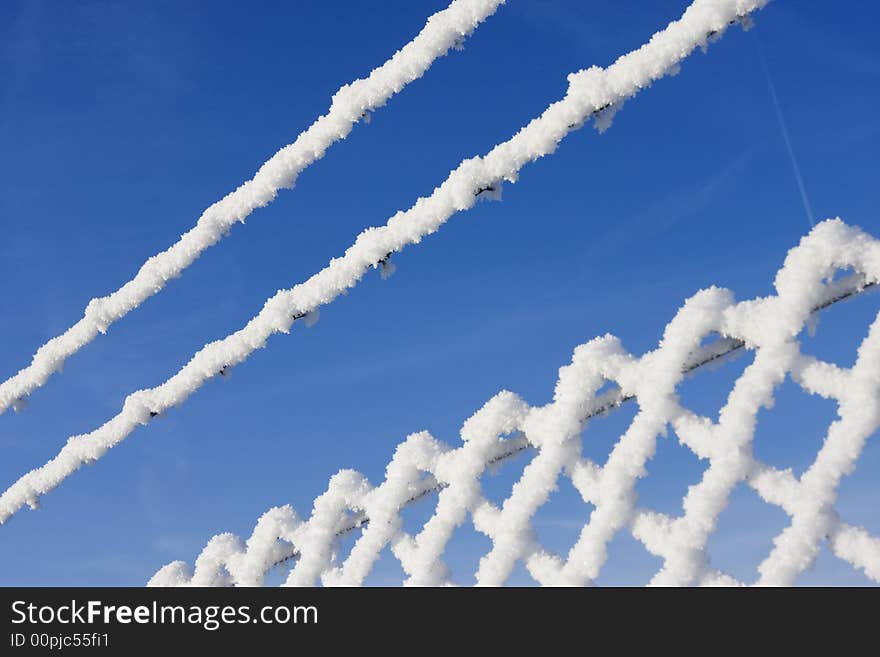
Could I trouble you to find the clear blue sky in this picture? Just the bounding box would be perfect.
[0,0,878,586]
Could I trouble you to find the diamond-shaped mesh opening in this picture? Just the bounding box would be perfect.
[704,484,790,584]
[635,425,706,518]
[676,342,752,420]
[399,486,440,536]
[480,445,534,510]
[362,544,408,586]
[580,399,638,464]
[443,521,494,586]
[799,286,879,368]
[826,266,858,284]
[751,376,840,477]
[592,379,619,399]
[593,531,663,586]
[330,511,366,569]
[532,474,595,560]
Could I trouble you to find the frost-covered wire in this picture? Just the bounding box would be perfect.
[0,0,508,417]
[150,219,880,587]
[0,0,771,526]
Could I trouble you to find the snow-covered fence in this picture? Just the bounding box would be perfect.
[150,219,880,587]
[0,0,771,526]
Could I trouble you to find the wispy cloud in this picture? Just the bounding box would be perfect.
[753,29,814,228]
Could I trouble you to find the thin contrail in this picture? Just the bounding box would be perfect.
[754,29,814,227]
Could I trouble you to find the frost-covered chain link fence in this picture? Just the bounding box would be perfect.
[151,220,880,587]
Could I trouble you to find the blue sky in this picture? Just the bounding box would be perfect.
[0,0,878,586]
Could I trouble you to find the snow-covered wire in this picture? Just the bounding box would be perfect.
[150,219,880,587]
[0,0,508,417]
[0,0,771,526]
